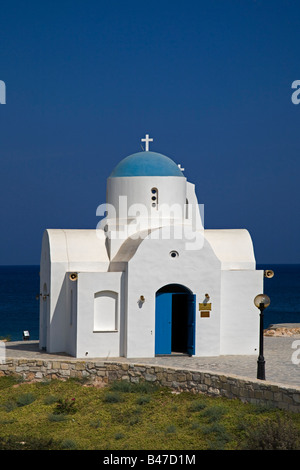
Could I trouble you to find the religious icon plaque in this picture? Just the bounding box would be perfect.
[200,311,210,318]
[199,303,211,310]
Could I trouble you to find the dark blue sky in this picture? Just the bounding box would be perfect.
[0,0,299,265]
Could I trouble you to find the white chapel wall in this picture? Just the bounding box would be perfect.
[125,227,222,358]
[76,272,123,358]
[220,269,263,355]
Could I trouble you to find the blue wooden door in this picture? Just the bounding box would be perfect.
[187,294,196,356]
[155,292,172,355]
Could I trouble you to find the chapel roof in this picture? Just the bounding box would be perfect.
[109,151,185,178]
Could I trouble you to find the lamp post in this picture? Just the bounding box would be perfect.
[254,294,271,380]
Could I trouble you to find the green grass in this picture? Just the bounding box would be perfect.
[0,376,299,450]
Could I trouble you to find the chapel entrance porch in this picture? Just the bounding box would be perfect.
[155,284,196,356]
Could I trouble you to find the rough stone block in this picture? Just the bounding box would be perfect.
[144,373,156,382]
[59,369,71,377]
[96,370,107,377]
[51,362,61,369]
[176,373,186,382]
[292,393,300,404]
[282,394,293,404]
[263,390,274,401]
[130,376,140,383]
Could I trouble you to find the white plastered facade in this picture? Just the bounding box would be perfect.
[39,152,264,359]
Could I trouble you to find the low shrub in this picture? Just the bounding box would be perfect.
[53,398,76,415]
[165,425,177,434]
[40,379,51,386]
[128,416,140,426]
[0,436,60,450]
[109,381,133,393]
[103,392,124,404]
[0,335,11,342]
[48,413,68,422]
[252,403,276,413]
[16,393,36,407]
[43,395,59,405]
[60,439,77,449]
[207,435,232,450]
[2,399,17,412]
[202,422,232,450]
[202,422,228,435]
[0,376,20,390]
[243,415,300,450]
[190,421,201,430]
[201,405,227,422]
[90,419,101,429]
[136,395,150,405]
[189,400,207,412]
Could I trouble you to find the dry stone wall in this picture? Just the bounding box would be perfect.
[0,358,299,412]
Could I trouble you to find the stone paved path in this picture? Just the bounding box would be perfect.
[4,336,300,388]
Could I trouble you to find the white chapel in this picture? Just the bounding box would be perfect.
[39,135,264,358]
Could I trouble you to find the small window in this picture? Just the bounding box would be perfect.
[94,290,118,331]
[185,199,189,219]
[151,188,158,208]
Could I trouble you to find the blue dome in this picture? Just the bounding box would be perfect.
[109,151,184,178]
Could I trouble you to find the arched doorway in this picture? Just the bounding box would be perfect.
[155,284,196,356]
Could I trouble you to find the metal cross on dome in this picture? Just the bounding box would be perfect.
[141,134,153,152]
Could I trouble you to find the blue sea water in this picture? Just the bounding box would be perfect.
[259,264,300,328]
[0,265,299,342]
[0,266,40,341]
